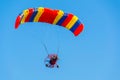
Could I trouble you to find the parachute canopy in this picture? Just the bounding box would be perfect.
[15,7,84,36]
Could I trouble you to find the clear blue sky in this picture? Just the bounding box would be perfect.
[0,0,120,80]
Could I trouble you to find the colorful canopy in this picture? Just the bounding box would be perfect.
[15,7,84,36]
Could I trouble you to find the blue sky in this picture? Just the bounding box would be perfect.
[0,0,120,80]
